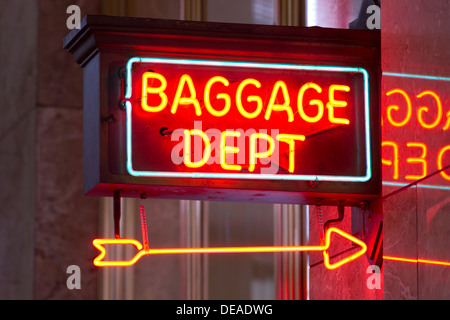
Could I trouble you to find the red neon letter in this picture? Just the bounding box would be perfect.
[183,129,211,168]
[443,110,450,131]
[386,89,412,127]
[382,141,399,180]
[416,91,443,129]
[276,134,306,173]
[297,83,324,123]
[141,72,168,112]
[204,76,231,117]
[405,142,427,180]
[171,74,202,116]
[220,131,242,171]
[265,81,294,122]
[249,133,275,172]
[326,85,350,125]
[236,79,263,119]
[437,145,450,181]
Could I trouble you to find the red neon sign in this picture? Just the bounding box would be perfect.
[64,17,381,202]
[124,57,372,183]
[93,227,367,270]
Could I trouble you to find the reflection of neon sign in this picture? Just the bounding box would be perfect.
[382,76,450,188]
[383,255,450,267]
[93,227,367,270]
[385,89,447,130]
[124,57,373,182]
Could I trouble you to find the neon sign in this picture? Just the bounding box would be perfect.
[93,227,367,270]
[124,57,373,183]
[64,17,380,203]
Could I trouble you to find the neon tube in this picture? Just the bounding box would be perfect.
[383,72,450,82]
[93,227,367,270]
[125,57,372,183]
[383,255,450,267]
[383,181,450,191]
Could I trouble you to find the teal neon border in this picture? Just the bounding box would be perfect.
[383,181,450,191]
[383,72,450,82]
[124,57,372,182]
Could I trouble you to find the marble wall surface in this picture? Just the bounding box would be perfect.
[0,0,38,300]
[382,0,450,300]
[34,0,102,300]
[0,0,102,299]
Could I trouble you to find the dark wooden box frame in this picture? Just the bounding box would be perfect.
[64,15,381,206]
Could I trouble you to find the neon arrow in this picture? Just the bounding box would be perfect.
[383,255,450,266]
[93,227,367,270]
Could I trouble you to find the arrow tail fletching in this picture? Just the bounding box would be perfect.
[93,239,145,267]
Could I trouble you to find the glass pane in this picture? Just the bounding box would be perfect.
[133,0,181,19]
[205,0,274,24]
[205,201,275,299]
[203,0,277,300]
[306,0,362,28]
[132,198,184,300]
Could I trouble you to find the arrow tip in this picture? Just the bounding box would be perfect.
[323,227,367,270]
